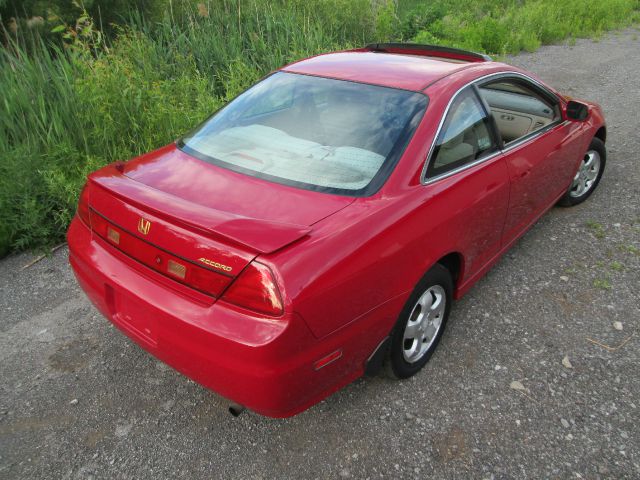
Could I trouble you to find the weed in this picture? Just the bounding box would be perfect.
[610,261,624,272]
[593,278,612,290]
[585,220,606,239]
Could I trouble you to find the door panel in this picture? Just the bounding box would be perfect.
[424,156,511,281]
[476,76,580,246]
[500,123,579,243]
[422,86,509,284]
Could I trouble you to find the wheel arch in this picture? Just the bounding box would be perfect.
[435,251,464,290]
[364,251,465,376]
[594,126,606,143]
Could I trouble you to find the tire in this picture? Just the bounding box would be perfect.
[558,137,606,207]
[386,263,453,379]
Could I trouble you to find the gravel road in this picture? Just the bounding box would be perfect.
[1,29,639,480]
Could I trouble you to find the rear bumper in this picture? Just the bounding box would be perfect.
[67,217,365,417]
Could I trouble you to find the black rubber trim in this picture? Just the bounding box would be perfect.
[365,43,492,62]
[473,83,504,149]
[365,336,391,376]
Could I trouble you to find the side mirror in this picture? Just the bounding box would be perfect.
[566,101,589,121]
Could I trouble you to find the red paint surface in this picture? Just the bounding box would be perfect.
[68,49,605,417]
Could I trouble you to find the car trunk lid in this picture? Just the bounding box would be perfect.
[122,144,355,228]
[85,145,354,299]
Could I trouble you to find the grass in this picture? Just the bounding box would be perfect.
[593,277,613,290]
[619,244,640,256]
[400,0,640,55]
[0,0,378,255]
[585,220,607,239]
[590,251,633,290]
[610,261,624,272]
[1,0,639,256]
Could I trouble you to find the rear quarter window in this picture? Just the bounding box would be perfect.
[426,87,498,179]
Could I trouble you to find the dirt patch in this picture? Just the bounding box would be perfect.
[48,337,98,373]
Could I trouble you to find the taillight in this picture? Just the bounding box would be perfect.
[222,261,284,316]
[77,184,90,227]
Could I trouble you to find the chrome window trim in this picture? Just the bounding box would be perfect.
[420,71,564,185]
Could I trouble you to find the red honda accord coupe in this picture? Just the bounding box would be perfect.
[68,43,606,417]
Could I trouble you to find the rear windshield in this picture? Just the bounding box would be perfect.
[179,72,427,196]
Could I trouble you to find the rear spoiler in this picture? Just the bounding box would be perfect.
[364,43,492,63]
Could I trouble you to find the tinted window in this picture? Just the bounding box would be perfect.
[479,79,560,144]
[179,72,427,196]
[427,88,497,178]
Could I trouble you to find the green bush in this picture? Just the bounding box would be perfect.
[0,0,638,256]
[74,31,222,159]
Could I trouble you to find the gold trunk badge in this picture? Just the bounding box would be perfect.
[137,217,151,235]
[198,258,233,272]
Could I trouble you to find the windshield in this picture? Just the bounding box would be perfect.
[179,72,427,196]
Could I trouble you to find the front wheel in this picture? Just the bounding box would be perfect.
[558,137,606,206]
[386,264,453,379]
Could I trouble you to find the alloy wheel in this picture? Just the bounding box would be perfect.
[570,150,601,198]
[402,285,446,363]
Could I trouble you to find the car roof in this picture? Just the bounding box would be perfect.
[282,50,495,92]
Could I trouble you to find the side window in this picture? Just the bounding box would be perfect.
[478,79,560,145]
[427,88,497,178]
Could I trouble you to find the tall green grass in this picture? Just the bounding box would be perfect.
[402,0,640,54]
[0,0,378,255]
[0,0,638,256]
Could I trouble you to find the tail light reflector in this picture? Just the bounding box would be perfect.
[107,227,120,244]
[167,259,186,279]
[222,261,284,316]
[314,349,343,370]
